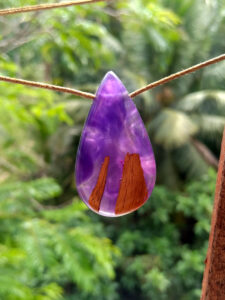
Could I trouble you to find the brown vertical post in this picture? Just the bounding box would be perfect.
[201,126,225,300]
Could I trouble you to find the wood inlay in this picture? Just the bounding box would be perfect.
[115,153,148,215]
[89,156,109,211]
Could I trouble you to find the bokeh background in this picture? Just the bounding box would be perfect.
[0,0,225,299]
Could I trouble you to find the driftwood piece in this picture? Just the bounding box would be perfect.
[201,126,225,300]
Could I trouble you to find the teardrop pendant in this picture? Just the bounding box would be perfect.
[75,72,156,217]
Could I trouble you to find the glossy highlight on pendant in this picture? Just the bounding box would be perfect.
[75,71,156,217]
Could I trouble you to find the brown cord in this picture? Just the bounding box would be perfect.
[0,54,224,100]
[0,0,106,16]
[129,53,225,98]
[0,2,224,99]
[0,75,96,99]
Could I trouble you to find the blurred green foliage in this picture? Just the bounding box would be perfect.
[0,0,225,299]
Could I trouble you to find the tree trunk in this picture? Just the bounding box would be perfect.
[201,126,225,299]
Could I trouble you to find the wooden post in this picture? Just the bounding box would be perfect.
[201,126,225,300]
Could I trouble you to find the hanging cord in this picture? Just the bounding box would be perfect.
[0,2,224,98]
[129,53,225,98]
[0,75,96,99]
[0,54,224,100]
[0,0,106,16]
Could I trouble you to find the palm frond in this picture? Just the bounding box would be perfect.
[175,90,225,115]
[191,114,225,137]
[149,109,197,148]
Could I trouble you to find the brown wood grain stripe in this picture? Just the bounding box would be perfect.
[115,153,148,215]
[89,156,110,211]
[201,127,225,300]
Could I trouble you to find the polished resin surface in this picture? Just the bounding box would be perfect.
[75,72,156,217]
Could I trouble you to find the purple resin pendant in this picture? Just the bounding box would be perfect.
[75,72,156,217]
